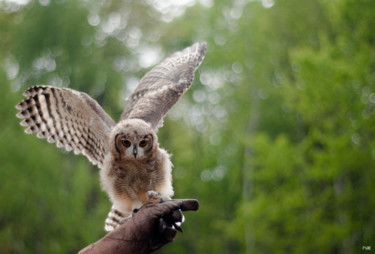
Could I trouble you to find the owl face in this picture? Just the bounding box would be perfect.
[111,119,156,160]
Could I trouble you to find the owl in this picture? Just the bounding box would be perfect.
[15,42,207,231]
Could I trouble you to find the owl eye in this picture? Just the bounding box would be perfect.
[139,140,148,147]
[122,140,131,147]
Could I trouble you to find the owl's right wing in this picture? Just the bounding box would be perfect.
[16,86,116,167]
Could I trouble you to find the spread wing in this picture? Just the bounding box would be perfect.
[15,86,116,167]
[120,42,207,130]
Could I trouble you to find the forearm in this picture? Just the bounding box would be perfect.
[79,199,199,254]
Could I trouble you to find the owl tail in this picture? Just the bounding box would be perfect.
[104,206,126,232]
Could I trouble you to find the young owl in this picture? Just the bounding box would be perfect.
[15,42,207,231]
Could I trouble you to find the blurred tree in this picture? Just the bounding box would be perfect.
[213,0,375,253]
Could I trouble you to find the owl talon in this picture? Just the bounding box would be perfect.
[132,208,140,215]
[119,215,132,225]
[173,222,183,232]
[146,190,164,203]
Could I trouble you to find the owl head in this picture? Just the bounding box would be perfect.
[110,119,157,161]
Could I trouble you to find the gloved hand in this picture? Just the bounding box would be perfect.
[79,199,199,254]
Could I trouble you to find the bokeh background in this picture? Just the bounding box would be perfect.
[1,0,375,253]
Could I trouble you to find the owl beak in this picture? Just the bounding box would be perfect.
[133,147,137,158]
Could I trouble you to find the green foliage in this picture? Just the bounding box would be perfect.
[1,0,374,253]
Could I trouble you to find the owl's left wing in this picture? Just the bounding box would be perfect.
[121,42,207,130]
[16,86,116,167]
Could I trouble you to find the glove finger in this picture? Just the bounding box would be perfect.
[142,201,180,219]
[171,209,183,222]
[162,225,177,243]
[177,199,199,211]
[140,199,198,224]
[158,218,167,233]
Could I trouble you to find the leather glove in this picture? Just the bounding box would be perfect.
[79,199,199,254]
